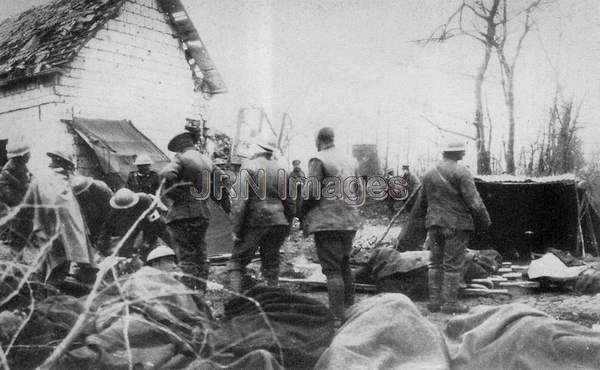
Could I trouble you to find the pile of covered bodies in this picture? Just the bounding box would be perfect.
[317,294,600,370]
[3,267,600,369]
[2,267,335,369]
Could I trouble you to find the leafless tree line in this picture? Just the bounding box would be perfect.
[419,0,554,175]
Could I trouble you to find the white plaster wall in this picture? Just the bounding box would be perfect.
[0,82,71,173]
[0,0,209,173]
[55,0,206,154]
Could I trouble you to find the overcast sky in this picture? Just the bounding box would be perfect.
[4,0,600,171]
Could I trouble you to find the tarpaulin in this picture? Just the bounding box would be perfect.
[68,117,169,188]
[215,286,334,370]
[24,170,93,278]
[445,303,600,370]
[315,294,450,370]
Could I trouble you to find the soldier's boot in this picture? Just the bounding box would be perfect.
[196,261,210,294]
[180,262,200,292]
[228,269,243,293]
[326,274,346,329]
[341,266,355,308]
[441,272,469,314]
[262,268,279,287]
[427,268,443,312]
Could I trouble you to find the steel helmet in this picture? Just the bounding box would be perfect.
[109,188,140,209]
[146,245,176,263]
[47,149,75,168]
[441,138,466,153]
[6,140,30,159]
[70,175,94,195]
[133,154,153,166]
[256,133,278,152]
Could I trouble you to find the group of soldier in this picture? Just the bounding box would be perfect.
[0,123,490,327]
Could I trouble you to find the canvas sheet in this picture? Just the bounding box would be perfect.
[445,303,600,370]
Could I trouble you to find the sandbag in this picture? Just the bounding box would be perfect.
[214,285,334,370]
[445,303,600,370]
[315,294,450,370]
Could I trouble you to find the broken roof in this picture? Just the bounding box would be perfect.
[0,0,226,94]
[0,0,125,85]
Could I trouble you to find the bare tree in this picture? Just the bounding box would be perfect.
[521,88,584,176]
[420,0,551,174]
[419,0,503,174]
[496,0,546,174]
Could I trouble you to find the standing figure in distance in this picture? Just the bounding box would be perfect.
[421,138,490,314]
[289,159,305,219]
[125,154,160,195]
[300,127,362,328]
[227,137,295,292]
[0,140,32,248]
[160,132,230,292]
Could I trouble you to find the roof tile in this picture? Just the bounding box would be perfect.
[0,0,125,83]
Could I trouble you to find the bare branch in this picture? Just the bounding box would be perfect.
[421,115,477,140]
[464,3,489,19]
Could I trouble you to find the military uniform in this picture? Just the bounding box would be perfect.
[0,158,32,247]
[421,157,490,313]
[301,142,362,323]
[289,166,305,217]
[98,192,170,259]
[0,158,31,207]
[160,144,230,292]
[227,152,295,291]
[125,170,160,194]
[72,176,114,245]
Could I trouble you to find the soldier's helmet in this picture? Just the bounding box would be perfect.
[256,134,278,152]
[441,138,466,153]
[47,149,75,168]
[146,245,177,264]
[110,188,140,209]
[133,154,153,166]
[70,175,94,195]
[6,140,30,159]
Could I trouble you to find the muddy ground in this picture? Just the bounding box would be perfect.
[209,214,600,331]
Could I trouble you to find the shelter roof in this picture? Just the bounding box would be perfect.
[475,173,577,184]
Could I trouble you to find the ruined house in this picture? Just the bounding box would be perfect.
[0,0,225,186]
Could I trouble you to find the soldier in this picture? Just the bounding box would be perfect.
[160,132,230,292]
[70,175,113,246]
[98,188,170,259]
[227,137,295,292]
[0,141,32,247]
[289,159,305,218]
[125,154,160,194]
[146,244,181,274]
[401,165,421,198]
[0,141,31,208]
[421,138,491,314]
[301,127,362,328]
[47,150,76,180]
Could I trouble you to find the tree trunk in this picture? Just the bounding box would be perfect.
[505,73,516,174]
[474,45,493,175]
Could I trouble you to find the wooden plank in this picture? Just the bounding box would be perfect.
[279,277,378,293]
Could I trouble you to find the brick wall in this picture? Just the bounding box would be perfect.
[0,0,209,173]
[56,0,206,153]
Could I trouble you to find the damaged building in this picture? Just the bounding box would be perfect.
[0,0,226,186]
